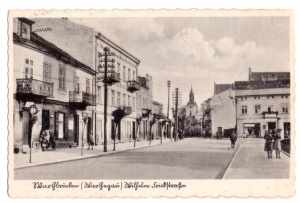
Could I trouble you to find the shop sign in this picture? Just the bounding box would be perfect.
[29,104,38,115]
[264,113,277,118]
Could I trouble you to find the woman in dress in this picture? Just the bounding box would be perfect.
[87,130,94,150]
[273,129,282,158]
[264,129,274,158]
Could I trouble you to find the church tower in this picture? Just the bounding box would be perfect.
[185,85,198,116]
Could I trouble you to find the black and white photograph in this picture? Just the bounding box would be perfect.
[8,9,295,198]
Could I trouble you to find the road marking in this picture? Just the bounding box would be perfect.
[221,142,241,180]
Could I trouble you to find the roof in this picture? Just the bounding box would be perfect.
[235,79,290,90]
[13,32,96,75]
[19,18,35,25]
[214,83,233,95]
[250,72,290,81]
[187,101,198,106]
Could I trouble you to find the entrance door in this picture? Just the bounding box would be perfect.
[87,117,92,143]
[111,119,115,140]
[132,121,136,140]
[127,121,131,140]
[42,110,50,130]
[268,122,276,130]
[58,113,65,139]
[22,111,30,145]
[74,114,79,145]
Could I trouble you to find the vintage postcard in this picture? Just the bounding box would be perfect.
[8,9,295,198]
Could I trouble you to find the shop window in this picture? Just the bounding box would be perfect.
[242,106,247,114]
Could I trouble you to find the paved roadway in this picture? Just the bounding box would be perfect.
[14,138,239,180]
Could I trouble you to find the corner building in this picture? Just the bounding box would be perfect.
[235,69,290,138]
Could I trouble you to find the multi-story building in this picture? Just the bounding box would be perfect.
[235,68,290,138]
[13,18,96,152]
[136,74,153,140]
[95,33,140,144]
[152,101,164,139]
[30,18,153,144]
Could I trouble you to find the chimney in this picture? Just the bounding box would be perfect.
[249,68,252,81]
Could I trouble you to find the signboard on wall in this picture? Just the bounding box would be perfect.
[264,113,277,118]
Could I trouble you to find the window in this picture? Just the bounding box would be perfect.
[86,79,91,93]
[111,90,115,106]
[267,104,274,112]
[43,63,51,82]
[255,105,261,114]
[74,75,79,92]
[123,66,126,81]
[254,97,256,99]
[286,96,288,98]
[242,106,247,114]
[123,94,126,106]
[258,96,260,99]
[117,92,120,107]
[97,86,101,104]
[58,65,66,90]
[282,104,288,113]
[133,71,135,81]
[128,95,131,107]
[132,97,135,111]
[24,58,34,79]
[128,69,131,81]
[117,63,120,73]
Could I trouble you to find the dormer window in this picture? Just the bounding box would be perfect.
[16,18,34,40]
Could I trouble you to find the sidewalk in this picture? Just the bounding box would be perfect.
[223,138,290,179]
[14,139,168,169]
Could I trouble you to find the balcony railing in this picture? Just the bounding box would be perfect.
[97,72,121,86]
[127,80,140,92]
[16,78,53,97]
[116,105,132,115]
[69,91,96,106]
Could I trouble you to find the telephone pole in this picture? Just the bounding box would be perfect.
[175,88,179,141]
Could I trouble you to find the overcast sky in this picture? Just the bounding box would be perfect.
[70,17,290,113]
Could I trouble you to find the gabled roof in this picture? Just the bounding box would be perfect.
[13,32,95,75]
[214,83,233,95]
[235,79,290,90]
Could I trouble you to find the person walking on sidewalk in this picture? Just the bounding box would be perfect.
[87,130,94,150]
[228,131,237,149]
[46,130,56,151]
[264,129,274,158]
[273,129,282,158]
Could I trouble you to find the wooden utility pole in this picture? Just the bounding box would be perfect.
[103,47,108,152]
[175,88,179,141]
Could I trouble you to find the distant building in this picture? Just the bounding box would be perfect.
[235,68,290,138]
[184,87,200,132]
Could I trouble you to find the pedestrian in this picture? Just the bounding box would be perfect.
[220,130,223,140]
[47,130,56,150]
[264,129,274,158]
[273,129,282,158]
[39,128,49,152]
[228,131,237,149]
[87,130,94,150]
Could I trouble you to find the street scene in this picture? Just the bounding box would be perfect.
[12,16,291,180]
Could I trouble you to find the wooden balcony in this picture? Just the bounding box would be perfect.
[127,80,140,92]
[16,78,54,102]
[69,91,96,110]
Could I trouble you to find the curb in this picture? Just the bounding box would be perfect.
[14,141,167,170]
[280,150,290,157]
[221,142,241,180]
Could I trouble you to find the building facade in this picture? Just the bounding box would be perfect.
[235,69,290,138]
[13,18,96,152]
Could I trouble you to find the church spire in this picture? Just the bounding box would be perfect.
[189,84,194,102]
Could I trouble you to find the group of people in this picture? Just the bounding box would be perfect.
[39,128,56,151]
[264,128,282,158]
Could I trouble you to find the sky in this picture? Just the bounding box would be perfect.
[70,17,290,113]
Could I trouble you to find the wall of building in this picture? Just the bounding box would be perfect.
[236,92,290,137]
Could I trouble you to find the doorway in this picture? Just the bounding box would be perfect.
[74,114,79,145]
[132,121,136,140]
[42,110,50,130]
[86,117,92,143]
[268,122,276,130]
[22,111,30,146]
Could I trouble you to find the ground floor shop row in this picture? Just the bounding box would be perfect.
[236,117,290,138]
[13,100,169,152]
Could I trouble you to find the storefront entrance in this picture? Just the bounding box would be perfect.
[244,123,261,138]
[268,122,276,130]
